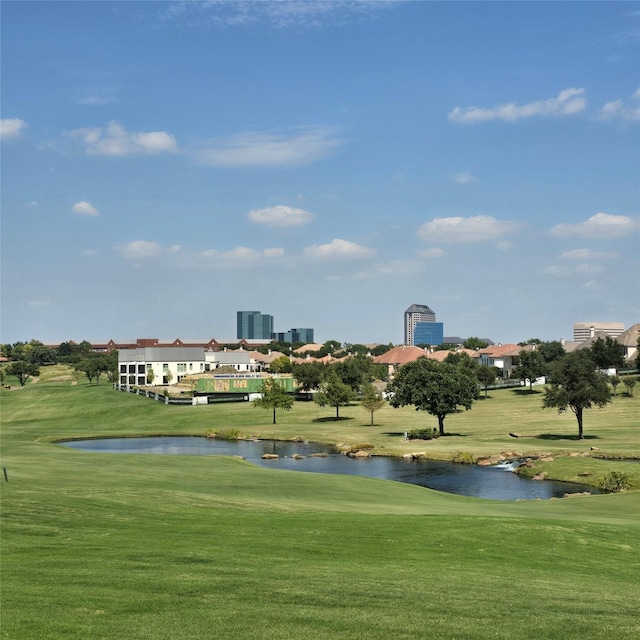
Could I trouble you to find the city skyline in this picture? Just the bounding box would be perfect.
[2,2,638,345]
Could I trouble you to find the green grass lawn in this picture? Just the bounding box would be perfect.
[2,372,639,639]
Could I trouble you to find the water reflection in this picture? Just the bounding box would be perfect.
[60,436,599,501]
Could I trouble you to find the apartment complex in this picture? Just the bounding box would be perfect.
[404,304,437,346]
[573,322,624,342]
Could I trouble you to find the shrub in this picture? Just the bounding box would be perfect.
[407,427,439,440]
[621,375,636,397]
[450,451,476,465]
[597,471,632,493]
[209,428,242,441]
[350,443,374,451]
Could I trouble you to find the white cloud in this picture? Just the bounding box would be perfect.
[551,213,638,239]
[418,215,523,243]
[543,263,605,277]
[353,259,426,280]
[264,247,285,258]
[248,205,314,227]
[221,247,260,260]
[168,245,181,254]
[71,201,100,217]
[77,95,116,106]
[597,88,640,122]
[116,240,163,259]
[196,126,342,167]
[449,88,586,123]
[560,248,618,260]
[452,171,475,184]
[1,117,28,140]
[420,248,447,259]
[162,1,394,29]
[82,249,98,256]
[66,121,178,156]
[303,238,376,259]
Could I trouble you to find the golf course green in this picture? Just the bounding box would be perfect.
[2,367,639,639]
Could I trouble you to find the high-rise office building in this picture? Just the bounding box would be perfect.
[573,322,624,342]
[404,304,436,345]
[237,311,274,340]
[413,322,444,347]
[272,328,315,344]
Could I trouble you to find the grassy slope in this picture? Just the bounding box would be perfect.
[2,375,640,639]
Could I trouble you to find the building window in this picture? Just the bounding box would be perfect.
[177,363,187,374]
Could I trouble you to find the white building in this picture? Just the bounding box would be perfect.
[573,322,624,343]
[118,347,259,386]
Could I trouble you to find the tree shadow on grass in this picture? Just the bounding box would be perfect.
[535,433,600,441]
[312,416,352,423]
[512,388,543,396]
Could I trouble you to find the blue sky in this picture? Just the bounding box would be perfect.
[1,0,639,346]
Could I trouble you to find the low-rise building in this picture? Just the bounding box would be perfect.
[118,346,259,387]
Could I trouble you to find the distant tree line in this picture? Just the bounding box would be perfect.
[1,339,118,386]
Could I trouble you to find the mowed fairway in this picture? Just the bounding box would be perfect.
[2,375,640,639]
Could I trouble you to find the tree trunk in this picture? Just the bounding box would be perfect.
[273,408,277,424]
[437,414,445,436]
[370,410,374,427]
[335,405,340,419]
[576,408,583,439]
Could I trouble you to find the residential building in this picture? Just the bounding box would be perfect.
[404,304,436,346]
[617,324,640,362]
[373,345,429,378]
[237,311,274,340]
[478,344,522,379]
[413,322,444,347]
[573,322,624,343]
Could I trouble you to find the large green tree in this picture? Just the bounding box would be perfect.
[542,350,612,439]
[463,337,489,350]
[538,340,566,365]
[313,375,354,419]
[253,378,294,424]
[387,358,478,436]
[269,355,293,374]
[75,354,112,385]
[6,361,40,386]
[292,361,325,393]
[515,349,547,392]
[589,336,625,370]
[331,355,377,392]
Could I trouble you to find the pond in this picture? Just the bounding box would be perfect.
[60,436,600,501]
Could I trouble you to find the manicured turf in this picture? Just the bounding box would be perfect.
[2,372,639,639]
